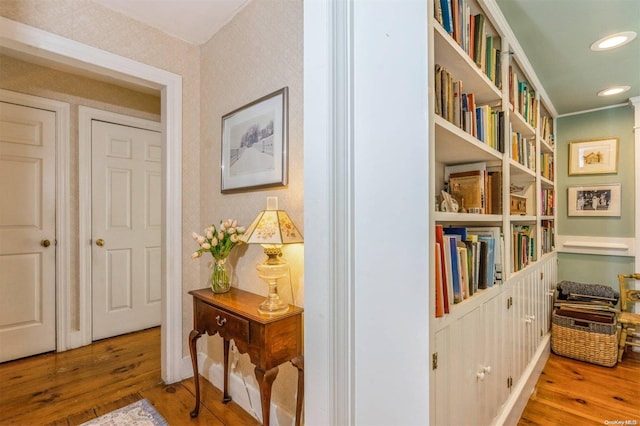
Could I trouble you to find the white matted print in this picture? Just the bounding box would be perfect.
[568,138,618,175]
[568,184,621,217]
[221,87,288,192]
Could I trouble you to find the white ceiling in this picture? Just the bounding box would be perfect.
[91,0,251,45]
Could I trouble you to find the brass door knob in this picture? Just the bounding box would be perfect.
[96,239,105,247]
[41,239,51,248]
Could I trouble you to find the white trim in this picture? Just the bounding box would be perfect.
[304,1,355,424]
[78,107,162,346]
[557,102,630,118]
[0,89,73,351]
[482,0,558,118]
[557,235,636,257]
[0,17,183,384]
[631,96,640,271]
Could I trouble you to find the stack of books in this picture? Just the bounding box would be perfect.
[554,280,619,324]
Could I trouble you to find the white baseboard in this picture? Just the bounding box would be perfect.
[494,334,550,426]
[180,353,296,426]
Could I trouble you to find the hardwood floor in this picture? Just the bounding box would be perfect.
[519,351,640,425]
[0,327,259,426]
[1,327,638,425]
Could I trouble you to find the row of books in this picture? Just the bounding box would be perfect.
[541,220,555,254]
[510,130,535,171]
[540,152,554,181]
[508,66,538,128]
[435,225,503,317]
[512,224,535,272]
[444,162,502,214]
[435,65,505,152]
[434,0,501,88]
[541,188,555,216]
[541,116,554,147]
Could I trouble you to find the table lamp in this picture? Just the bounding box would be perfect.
[240,197,303,314]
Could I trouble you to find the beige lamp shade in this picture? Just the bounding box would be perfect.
[240,210,303,246]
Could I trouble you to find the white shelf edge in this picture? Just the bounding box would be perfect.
[509,160,536,178]
[435,212,503,222]
[557,235,636,257]
[510,215,536,222]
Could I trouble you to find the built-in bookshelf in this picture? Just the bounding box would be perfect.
[432,0,556,315]
[429,0,557,424]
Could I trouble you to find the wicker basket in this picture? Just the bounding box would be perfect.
[551,310,618,367]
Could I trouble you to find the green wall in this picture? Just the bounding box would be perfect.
[557,105,635,291]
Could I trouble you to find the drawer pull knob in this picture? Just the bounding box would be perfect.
[215,315,227,327]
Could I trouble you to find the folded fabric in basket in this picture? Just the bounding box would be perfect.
[556,280,619,304]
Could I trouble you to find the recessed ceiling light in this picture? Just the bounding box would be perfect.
[597,86,631,97]
[591,31,637,51]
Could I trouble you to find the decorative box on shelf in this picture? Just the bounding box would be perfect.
[510,194,527,215]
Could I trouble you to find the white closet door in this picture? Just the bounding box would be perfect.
[0,101,56,362]
[91,120,161,340]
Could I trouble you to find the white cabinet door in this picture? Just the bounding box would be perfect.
[433,327,451,426]
[481,291,508,424]
[0,101,56,362]
[91,120,162,340]
[449,306,483,426]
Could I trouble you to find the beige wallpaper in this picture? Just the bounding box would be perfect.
[1,0,303,418]
[199,0,304,416]
[0,53,161,329]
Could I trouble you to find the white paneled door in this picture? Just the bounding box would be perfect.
[91,120,161,340]
[0,101,56,363]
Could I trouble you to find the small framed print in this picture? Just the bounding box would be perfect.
[568,184,621,217]
[221,87,288,192]
[568,138,618,175]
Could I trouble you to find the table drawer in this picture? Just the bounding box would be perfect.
[197,302,250,343]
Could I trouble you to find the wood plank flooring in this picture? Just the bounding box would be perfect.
[0,327,259,426]
[519,351,640,425]
[1,326,638,425]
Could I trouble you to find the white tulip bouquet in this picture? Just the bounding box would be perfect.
[191,219,245,292]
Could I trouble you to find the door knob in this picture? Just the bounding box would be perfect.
[96,238,105,247]
[40,239,51,248]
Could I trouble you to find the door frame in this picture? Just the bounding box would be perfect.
[78,106,162,343]
[0,17,184,384]
[0,88,71,352]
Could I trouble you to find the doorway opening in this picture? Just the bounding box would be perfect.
[0,16,183,383]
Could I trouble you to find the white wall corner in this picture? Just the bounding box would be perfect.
[181,353,296,426]
[630,96,640,271]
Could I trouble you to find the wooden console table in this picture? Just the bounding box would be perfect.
[188,287,304,426]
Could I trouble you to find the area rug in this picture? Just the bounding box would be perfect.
[80,399,168,426]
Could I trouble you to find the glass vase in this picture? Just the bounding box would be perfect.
[210,258,231,293]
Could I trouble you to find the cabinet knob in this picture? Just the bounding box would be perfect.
[40,239,51,248]
[483,365,492,375]
[96,238,105,247]
[476,371,486,380]
[215,315,227,327]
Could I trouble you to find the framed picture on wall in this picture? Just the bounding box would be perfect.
[568,184,621,217]
[221,87,288,193]
[568,138,618,175]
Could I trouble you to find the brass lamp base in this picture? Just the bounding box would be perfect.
[256,247,289,315]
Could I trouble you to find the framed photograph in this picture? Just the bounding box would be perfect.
[568,138,618,175]
[221,87,288,192]
[568,184,621,217]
